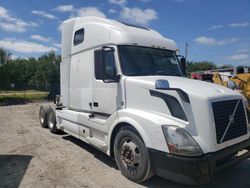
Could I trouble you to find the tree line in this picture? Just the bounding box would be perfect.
[0,47,240,91]
[0,48,60,91]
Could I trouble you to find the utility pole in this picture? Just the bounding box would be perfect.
[185,43,188,60]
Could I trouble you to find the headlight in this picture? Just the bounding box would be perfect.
[162,125,203,157]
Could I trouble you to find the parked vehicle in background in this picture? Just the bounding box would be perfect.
[39,17,250,185]
[191,72,214,82]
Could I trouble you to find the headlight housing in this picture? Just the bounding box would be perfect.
[162,125,203,157]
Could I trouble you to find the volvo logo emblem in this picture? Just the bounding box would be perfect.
[229,114,235,123]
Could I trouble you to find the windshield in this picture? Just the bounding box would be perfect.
[118,45,183,76]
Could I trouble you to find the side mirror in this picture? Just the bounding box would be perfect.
[180,57,187,76]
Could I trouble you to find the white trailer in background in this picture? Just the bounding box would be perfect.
[39,16,250,184]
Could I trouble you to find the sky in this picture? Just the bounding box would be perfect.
[0,0,249,66]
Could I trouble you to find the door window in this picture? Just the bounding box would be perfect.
[94,49,116,80]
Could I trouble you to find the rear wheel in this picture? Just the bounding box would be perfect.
[39,105,49,128]
[47,108,59,134]
[114,127,152,183]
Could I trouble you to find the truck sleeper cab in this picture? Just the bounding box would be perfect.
[39,16,250,185]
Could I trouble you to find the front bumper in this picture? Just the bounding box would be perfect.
[148,138,250,185]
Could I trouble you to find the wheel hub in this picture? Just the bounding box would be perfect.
[49,121,53,128]
[121,146,134,165]
[121,139,140,168]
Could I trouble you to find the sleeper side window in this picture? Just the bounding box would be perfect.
[73,28,84,46]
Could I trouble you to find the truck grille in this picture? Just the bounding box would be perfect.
[212,99,247,144]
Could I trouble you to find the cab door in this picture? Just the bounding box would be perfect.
[91,47,121,117]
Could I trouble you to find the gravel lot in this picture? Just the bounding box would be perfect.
[0,102,249,188]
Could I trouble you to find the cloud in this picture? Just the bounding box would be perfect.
[53,5,106,19]
[120,7,157,25]
[109,0,127,6]
[74,7,106,18]
[31,10,57,20]
[138,0,151,2]
[0,6,38,32]
[53,5,74,12]
[228,54,249,61]
[52,43,61,48]
[228,22,250,28]
[57,22,63,32]
[29,22,39,27]
[0,38,57,53]
[208,25,223,30]
[10,55,18,60]
[194,37,216,45]
[194,36,238,46]
[31,35,51,42]
[209,22,250,30]
[1,21,30,32]
[0,6,8,18]
[238,48,249,53]
[108,9,117,14]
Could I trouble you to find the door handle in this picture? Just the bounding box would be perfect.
[93,102,98,107]
[89,113,95,118]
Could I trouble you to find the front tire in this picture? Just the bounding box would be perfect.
[114,127,152,183]
[47,107,59,134]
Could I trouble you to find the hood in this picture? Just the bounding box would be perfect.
[124,75,249,153]
[125,76,243,101]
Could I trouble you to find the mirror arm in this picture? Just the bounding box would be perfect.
[102,74,120,83]
[102,46,115,51]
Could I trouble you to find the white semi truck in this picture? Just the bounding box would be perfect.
[39,17,250,184]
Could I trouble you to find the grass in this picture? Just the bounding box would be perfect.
[0,90,48,105]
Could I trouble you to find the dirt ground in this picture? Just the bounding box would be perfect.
[0,102,250,188]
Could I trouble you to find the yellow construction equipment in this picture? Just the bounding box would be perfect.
[213,72,228,87]
[231,73,250,102]
[213,68,250,111]
[213,71,249,97]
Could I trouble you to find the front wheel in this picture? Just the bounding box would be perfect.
[114,127,152,183]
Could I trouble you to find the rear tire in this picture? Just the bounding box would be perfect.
[39,105,49,128]
[47,107,59,134]
[114,126,152,183]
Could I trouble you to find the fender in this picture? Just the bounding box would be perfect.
[107,108,180,155]
[107,114,151,156]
